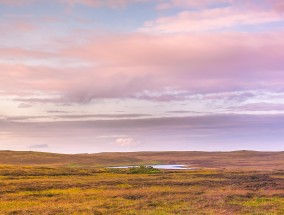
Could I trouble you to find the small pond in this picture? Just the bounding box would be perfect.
[108,164,194,170]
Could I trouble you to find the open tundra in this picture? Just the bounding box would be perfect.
[0,150,283,170]
[0,151,283,214]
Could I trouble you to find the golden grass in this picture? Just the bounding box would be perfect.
[0,150,283,170]
[0,166,283,214]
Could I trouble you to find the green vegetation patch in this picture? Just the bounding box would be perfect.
[128,166,161,174]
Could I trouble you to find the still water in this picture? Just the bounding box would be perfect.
[109,164,194,170]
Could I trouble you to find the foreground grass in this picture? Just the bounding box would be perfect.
[0,166,283,214]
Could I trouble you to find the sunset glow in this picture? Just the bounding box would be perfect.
[1,0,284,153]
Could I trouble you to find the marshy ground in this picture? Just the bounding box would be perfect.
[0,166,283,215]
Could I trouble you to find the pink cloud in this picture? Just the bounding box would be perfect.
[0,48,55,59]
[141,7,283,33]
[0,0,284,104]
[1,32,284,102]
[0,20,37,37]
[157,0,284,10]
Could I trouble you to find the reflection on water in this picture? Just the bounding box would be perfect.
[109,164,194,170]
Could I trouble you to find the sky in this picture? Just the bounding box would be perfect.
[1,0,284,153]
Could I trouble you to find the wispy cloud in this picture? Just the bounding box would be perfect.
[141,8,283,33]
[112,137,140,147]
[3,114,152,121]
[28,144,49,149]
[235,103,284,112]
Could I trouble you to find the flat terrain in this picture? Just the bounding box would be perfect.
[0,151,283,214]
[0,151,283,170]
[0,166,283,214]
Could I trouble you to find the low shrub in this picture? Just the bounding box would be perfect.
[128,166,160,174]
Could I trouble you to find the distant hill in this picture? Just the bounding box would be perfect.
[0,150,283,170]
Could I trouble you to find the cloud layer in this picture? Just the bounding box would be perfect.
[0,0,284,152]
[1,32,284,103]
[1,114,284,152]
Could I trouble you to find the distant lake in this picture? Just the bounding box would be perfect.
[109,164,194,170]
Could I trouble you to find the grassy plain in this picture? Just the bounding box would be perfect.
[0,151,283,214]
[0,165,283,214]
[0,150,283,170]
